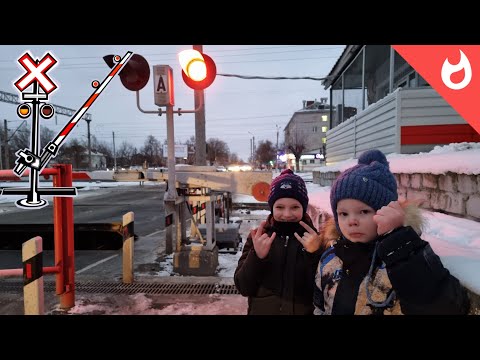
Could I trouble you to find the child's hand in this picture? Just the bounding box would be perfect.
[251,220,276,259]
[294,221,321,253]
[373,201,405,236]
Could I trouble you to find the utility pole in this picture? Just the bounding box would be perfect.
[276,124,280,170]
[248,131,255,167]
[85,119,92,171]
[276,124,280,150]
[3,120,9,169]
[112,131,117,171]
[193,44,207,166]
[250,138,253,163]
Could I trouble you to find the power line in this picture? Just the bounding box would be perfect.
[218,73,327,81]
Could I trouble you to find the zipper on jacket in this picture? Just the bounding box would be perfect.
[284,235,289,247]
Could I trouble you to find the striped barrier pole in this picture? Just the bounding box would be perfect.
[23,236,44,315]
[122,212,135,284]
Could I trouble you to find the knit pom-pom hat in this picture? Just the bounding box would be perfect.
[268,169,309,213]
[330,149,398,228]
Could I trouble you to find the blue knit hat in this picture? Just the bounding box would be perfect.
[268,169,309,214]
[330,149,398,228]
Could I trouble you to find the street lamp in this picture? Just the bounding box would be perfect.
[248,131,255,166]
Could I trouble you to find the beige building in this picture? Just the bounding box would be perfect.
[283,98,329,171]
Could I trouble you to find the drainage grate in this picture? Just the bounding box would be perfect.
[0,281,239,295]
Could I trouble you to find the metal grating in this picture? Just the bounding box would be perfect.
[0,281,239,295]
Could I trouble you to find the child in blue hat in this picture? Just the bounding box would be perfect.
[314,149,470,315]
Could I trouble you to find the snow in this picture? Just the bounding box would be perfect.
[315,142,480,175]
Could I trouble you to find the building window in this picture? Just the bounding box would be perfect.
[332,77,343,127]
[322,137,326,144]
[313,126,317,133]
[364,45,391,107]
[322,126,328,133]
[343,49,363,121]
[322,115,328,122]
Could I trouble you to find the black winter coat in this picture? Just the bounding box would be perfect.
[314,226,471,315]
[234,213,322,315]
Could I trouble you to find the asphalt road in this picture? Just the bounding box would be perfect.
[0,183,167,235]
[0,183,167,276]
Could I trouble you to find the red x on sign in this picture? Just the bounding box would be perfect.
[14,52,58,94]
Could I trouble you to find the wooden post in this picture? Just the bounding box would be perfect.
[122,212,135,283]
[22,236,44,315]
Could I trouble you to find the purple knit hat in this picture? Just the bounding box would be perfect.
[268,169,309,213]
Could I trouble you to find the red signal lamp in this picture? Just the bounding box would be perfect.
[179,49,216,90]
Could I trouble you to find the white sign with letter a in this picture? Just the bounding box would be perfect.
[153,65,174,106]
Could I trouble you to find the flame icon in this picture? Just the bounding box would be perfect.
[441,49,472,90]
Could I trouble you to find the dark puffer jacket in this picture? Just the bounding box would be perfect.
[234,213,323,315]
[314,203,471,315]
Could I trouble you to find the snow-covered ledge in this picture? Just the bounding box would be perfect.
[313,171,480,221]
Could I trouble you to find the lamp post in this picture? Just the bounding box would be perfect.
[248,131,255,167]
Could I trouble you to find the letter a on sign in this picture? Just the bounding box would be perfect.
[153,65,174,106]
[157,76,166,92]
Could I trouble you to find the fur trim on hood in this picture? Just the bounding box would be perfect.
[318,200,426,250]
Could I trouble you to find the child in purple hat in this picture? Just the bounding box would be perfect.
[314,149,470,315]
[234,169,324,315]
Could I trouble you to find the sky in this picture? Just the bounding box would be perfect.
[0,45,345,163]
[9,142,475,315]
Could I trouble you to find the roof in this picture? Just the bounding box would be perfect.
[321,45,363,89]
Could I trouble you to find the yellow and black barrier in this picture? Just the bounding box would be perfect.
[122,212,135,284]
[22,236,44,315]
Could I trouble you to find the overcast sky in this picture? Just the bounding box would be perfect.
[0,45,345,163]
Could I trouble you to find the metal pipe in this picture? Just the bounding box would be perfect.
[0,266,60,278]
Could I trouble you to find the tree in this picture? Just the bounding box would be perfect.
[58,138,86,169]
[285,129,306,171]
[206,138,230,166]
[94,141,114,168]
[255,140,276,169]
[229,152,240,164]
[141,135,161,167]
[117,141,135,168]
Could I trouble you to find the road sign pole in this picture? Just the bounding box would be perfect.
[164,104,175,255]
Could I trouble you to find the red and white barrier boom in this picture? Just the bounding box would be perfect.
[2,51,132,209]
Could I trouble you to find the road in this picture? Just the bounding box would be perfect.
[0,182,261,315]
[0,182,167,276]
[0,182,166,234]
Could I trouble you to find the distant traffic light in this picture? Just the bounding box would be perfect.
[104,53,150,91]
[179,49,216,90]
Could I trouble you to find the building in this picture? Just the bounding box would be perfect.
[322,45,480,165]
[283,98,330,171]
[81,150,107,170]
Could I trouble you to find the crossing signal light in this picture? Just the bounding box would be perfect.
[17,104,31,118]
[103,53,150,91]
[179,49,216,90]
[40,104,54,119]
